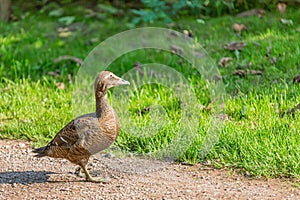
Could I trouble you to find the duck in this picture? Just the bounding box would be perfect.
[33,71,130,182]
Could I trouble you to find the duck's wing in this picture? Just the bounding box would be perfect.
[49,120,79,147]
[33,119,80,158]
[47,113,97,148]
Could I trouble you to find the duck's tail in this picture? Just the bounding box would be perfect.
[32,146,47,157]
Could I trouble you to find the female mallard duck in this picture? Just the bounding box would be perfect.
[33,71,130,182]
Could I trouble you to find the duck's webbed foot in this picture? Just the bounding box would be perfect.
[75,166,84,177]
[79,165,111,183]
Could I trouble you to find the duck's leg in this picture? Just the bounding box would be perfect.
[79,164,110,183]
[75,166,84,177]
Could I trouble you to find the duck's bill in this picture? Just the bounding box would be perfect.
[117,78,130,86]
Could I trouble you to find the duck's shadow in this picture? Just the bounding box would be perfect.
[0,171,56,184]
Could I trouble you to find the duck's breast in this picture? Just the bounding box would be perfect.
[74,114,115,155]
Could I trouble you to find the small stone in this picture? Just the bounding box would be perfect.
[19,142,26,148]
[103,153,114,159]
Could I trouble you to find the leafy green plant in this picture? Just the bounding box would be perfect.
[129,0,284,26]
[130,0,199,26]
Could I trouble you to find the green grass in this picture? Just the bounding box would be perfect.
[1,3,300,178]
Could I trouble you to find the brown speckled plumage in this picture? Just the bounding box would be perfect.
[33,71,130,182]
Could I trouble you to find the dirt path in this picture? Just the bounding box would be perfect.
[0,139,299,199]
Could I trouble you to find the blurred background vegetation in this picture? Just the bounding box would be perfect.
[2,0,300,24]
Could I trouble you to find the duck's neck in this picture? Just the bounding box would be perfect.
[95,92,109,117]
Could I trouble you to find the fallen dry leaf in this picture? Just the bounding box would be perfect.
[198,103,212,112]
[249,70,263,75]
[213,75,222,81]
[56,82,66,90]
[57,27,69,32]
[10,13,18,21]
[139,106,151,116]
[134,61,142,69]
[277,3,287,14]
[236,9,265,18]
[177,59,183,65]
[233,69,263,77]
[270,57,277,65]
[225,42,246,51]
[218,57,232,67]
[0,86,10,93]
[53,55,83,66]
[232,69,246,77]
[170,45,183,55]
[198,100,216,112]
[232,23,247,33]
[253,41,261,47]
[265,46,272,57]
[58,31,73,38]
[133,61,144,76]
[237,62,251,69]
[282,103,300,117]
[57,27,74,38]
[217,114,231,121]
[293,74,300,83]
[47,69,61,77]
[169,30,180,38]
[68,74,72,84]
[280,18,293,26]
[182,30,194,38]
[192,51,206,58]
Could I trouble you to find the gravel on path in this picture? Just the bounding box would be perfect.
[0,139,299,200]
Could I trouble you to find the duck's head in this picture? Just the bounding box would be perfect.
[94,71,130,95]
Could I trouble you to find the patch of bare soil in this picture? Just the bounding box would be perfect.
[0,139,299,199]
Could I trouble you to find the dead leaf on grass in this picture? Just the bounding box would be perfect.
[237,62,251,69]
[53,55,83,66]
[133,61,144,75]
[212,75,222,81]
[232,23,247,33]
[253,41,261,47]
[59,31,73,38]
[87,37,100,45]
[232,69,247,77]
[233,69,263,77]
[56,82,66,90]
[182,30,194,38]
[282,103,300,117]
[169,30,180,37]
[57,27,74,38]
[68,74,72,84]
[217,114,231,121]
[293,74,300,83]
[198,103,212,112]
[170,45,183,55]
[265,46,272,57]
[277,3,287,14]
[225,42,246,51]
[177,59,183,65]
[47,69,61,77]
[192,51,206,58]
[249,70,263,75]
[236,9,265,18]
[0,86,10,93]
[139,106,151,116]
[270,57,277,65]
[280,18,293,26]
[218,57,232,67]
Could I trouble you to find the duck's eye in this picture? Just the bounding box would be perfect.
[109,74,113,78]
